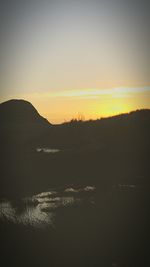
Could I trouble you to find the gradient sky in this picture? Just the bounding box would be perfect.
[0,0,150,123]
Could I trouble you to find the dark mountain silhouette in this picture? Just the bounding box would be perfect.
[0,99,50,125]
[43,108,150,149]
[1,99,150,150]
[0,99,51,150]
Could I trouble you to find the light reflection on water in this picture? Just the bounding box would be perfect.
[0,185,96,228]
[0,201,54,228]
[36,148,60,153]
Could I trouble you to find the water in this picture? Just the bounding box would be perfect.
[36,147,60,153]
[0,185,95,228]
[1,184,147,266]
[0,200,54,228]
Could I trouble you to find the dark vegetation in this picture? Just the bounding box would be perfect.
[0,99,150,266]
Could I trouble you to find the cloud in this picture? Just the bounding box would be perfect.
[31,86,150,100]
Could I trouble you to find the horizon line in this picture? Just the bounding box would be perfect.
[0,97,149,125]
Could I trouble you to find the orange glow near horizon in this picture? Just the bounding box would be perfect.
[2,86,150,124]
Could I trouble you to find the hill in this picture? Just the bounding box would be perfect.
[0,99,51,150]
[0,99,50,125]
[40,108,150,149]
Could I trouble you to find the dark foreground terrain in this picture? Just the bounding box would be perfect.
[0,99,150,266]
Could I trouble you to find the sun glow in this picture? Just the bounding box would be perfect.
[3,86,150,124]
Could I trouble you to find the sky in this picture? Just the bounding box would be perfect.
[0,0,150,123]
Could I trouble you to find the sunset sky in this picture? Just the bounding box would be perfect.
[0,0,150,123]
